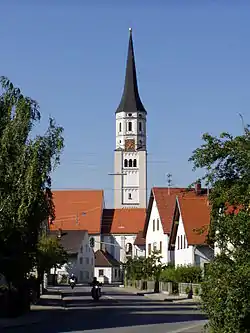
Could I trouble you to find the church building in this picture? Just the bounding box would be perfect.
[114,27,147,209]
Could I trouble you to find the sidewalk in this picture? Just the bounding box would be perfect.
[0,295,63,329]
[119,285,201,303]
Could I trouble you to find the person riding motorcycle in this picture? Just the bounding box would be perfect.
[69,274,76,284]
[90,277,101,299]
[91,277,99,286]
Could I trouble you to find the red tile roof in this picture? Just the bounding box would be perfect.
[169,195,210,248]
[95,250,120,267]
[49,190,104,234]
[101,208,146,234]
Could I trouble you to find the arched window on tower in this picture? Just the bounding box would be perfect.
[133,159,137,167]
[128,121,132,131]
[129,159,133,167]
[119,122,122,132]
[139,122,142,132]
[124,159,128,167]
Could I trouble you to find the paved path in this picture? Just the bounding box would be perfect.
[3,286,207,333]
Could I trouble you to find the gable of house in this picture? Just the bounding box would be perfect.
[169,194,210,250]
[143,187,188,238]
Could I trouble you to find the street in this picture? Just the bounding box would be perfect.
[5,286,207,333]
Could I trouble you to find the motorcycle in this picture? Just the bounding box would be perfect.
[91,283,102,300]
[69,278,76,289]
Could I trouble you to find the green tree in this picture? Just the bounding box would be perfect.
[189,127,250,333]
[0,77,64,311]
[37,233,68,289]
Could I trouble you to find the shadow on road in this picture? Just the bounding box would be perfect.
[13,291,207,333]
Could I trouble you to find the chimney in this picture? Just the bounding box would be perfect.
[195,180,202,195]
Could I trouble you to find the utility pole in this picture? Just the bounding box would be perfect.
[166,173,172,195]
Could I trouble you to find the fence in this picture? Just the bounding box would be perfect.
[126,280,201,297]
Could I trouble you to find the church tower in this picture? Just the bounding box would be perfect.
[114,28,147,209]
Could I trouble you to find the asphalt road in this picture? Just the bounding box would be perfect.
[5,286,207,333]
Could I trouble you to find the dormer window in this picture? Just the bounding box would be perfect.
[128,113,132,117]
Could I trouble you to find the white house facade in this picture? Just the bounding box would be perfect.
[168,194,214,269]
[94,250,121,284]
[145,198,169,264]
[50,230,95,284]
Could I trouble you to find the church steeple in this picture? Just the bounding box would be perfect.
[116,28,147,114]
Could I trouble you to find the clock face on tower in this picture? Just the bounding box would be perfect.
[125,139,135,151]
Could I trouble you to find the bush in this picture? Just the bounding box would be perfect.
[160,265,202,283]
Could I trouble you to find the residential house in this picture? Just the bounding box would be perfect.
[134,230,146,257]
[168,192,214,268]
[94,249,121,284]
[50,230,94,283]
[49,189,104,252]
[143,187,188,264]
[101,208,146,263]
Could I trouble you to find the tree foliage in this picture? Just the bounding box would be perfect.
[37,233,68,275]
[189,126,250,333]
[125,251,166,281]
[160,265,202,283]
[0,77,64,286]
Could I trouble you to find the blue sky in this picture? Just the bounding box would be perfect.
[1,1,249,207]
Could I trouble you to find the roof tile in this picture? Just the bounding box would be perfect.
[102,208,146,234]
[49,190,104,234]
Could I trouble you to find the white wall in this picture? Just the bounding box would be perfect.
[146,199,169,264]
[54,232,95,283]
[114,110,147,209]
[103,234,137,263]
[115,111,147,150]
[94,266,121,284]
[134,244,146,258]
[174,214,194,266]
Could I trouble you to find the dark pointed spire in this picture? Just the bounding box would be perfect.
[116,28,147,114]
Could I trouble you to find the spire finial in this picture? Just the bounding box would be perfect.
[115,29,147,114]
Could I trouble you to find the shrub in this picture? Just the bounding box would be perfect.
[160,265,202,283]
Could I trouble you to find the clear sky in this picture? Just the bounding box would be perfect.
[1,1,249,207]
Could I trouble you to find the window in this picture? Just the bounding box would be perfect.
[129,159,133,167]
[128,193,132,200]
[133,159,137,167]
[128,113,132,117]
[153,242,157,252]
[157,218,159,230]
[183,235,186,249]
[85,244,88,252]
[80,245,83,253]
[85,257,89,265]
[139,122,142,132]
[119,122,122,132]
[153,219,155,231]
[79,257,83,264]
[124,159,128,167]
[128,121,132,131]
[98,269,104,277]
[148,243,151,255]
[180,235,183,249]
[177,236,180,250]
[159,241,162,253]
[115,269,117,278]
[139,114,142,118]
